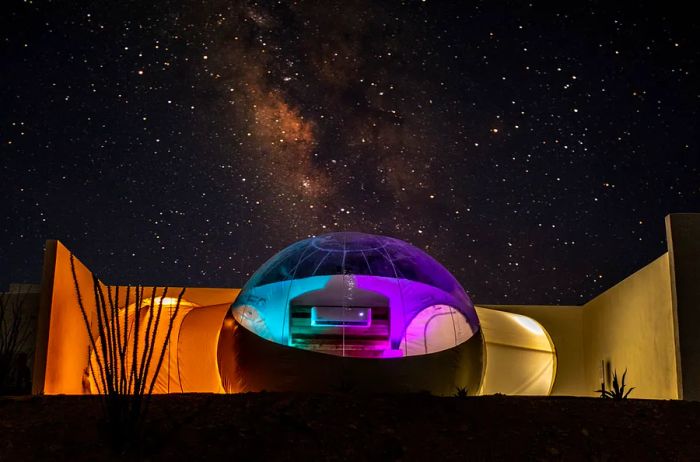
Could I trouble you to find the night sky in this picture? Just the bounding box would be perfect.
[1,1,698,304]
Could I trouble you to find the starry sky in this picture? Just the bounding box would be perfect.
[1,1,698,304]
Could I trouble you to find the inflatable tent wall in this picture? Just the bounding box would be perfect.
[32,235,557,396]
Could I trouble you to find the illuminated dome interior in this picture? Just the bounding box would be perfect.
[231,232,480,358]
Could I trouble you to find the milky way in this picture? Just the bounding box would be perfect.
[1,1,698,304]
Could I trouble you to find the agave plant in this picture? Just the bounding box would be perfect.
[596,368,634,400]
[454,386,469,398]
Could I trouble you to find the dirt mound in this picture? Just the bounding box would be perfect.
[1,394,698,460]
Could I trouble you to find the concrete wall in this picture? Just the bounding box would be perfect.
[481,214,698,400]
[477,304,585,396]
[666,213,700,400]
[483,253,681,399]
[582,253,679,399]
[34,240,99,394]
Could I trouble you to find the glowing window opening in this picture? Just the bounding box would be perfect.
[512,313,546,336]
[310,306,372,327]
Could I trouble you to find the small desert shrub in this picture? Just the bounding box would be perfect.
[596,368,634,400]
[0,289,33,395]
[454,386,469,398]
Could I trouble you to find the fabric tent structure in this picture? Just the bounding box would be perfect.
[85,293,231,395]
[33,238,559,396]
[477,308,557,395]
[231,232,481,358]
[226,232,484,394]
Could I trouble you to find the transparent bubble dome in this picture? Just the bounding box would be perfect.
[231,232,480,358]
